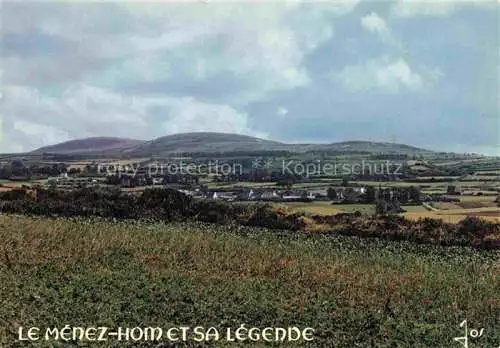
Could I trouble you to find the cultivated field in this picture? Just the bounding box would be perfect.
[404,207,500,223]
[281,202,376,215]
[0,215,499,347]
[0,183,29,191]
[279,202,343,215]
[279,201,500,224]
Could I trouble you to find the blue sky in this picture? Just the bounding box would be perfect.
[1,0,498,155]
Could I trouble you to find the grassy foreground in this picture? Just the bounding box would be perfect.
[0,215,499,347]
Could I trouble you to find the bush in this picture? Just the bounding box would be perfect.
[0,188,29,201]
[457,216,498,247]
[192,199,236,224]
[243,205,305,231]
[137,188,193,221]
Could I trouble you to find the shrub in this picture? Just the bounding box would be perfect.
[192,199,236,224]
[456,216,498,247]
[243,205,305,231]
[0,188,29,201]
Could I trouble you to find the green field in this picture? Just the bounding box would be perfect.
[208,182,278,189]
[1,215,499,347]
[400,205,429,213]
[333,204,376,214]
[355,181,444,188]
[277,202,376,216]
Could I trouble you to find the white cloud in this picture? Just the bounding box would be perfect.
[361,12,389,35]
[338,58,424,93]
[12,121,71,150]
[277,107,289,117]
[2,1,354,99]
[0,84,149,151]
[391,0,495,17]
[0,83,264,152]
[1,1,363,151]
[160,97,256,136]
[360,12,402,48]
[1,0,496,155]
[138,2,354,98]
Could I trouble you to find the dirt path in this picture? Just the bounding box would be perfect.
[422,202,439,211]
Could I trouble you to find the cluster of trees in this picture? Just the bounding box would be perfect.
[0,187,218,222]
[403,178,458,183]
[369,154,409,160]
[0,161,69,180]
[0,160,104,181]
[446,185,461,195]
[105,175,149,187]
[375,198,404,215]
[374,186,421,214]
[326,187,367,203]
[217,170,303,184]
[378,186,421,203]
[0,187,307,231]
[105,174,200,187]
[326,185,421,205]
[313,213,497,248]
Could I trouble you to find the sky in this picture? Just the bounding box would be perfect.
[1,0,499,155]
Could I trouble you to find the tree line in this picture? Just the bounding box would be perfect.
[0,187,498,249]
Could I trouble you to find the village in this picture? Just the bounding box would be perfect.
[41,169,436,209]
[1,154,499,222]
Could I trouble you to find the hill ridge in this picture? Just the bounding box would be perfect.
[30,132,433,156]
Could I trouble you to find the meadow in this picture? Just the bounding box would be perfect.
[280,201,500,224]
[280,202,376,215]
[1,215,499,347]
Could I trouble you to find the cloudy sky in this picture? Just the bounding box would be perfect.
[1,0,499,155]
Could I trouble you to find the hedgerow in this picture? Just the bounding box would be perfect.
[0,187,498,249]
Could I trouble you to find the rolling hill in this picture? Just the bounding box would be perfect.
[124,132,289,155]
[32,137,144,155]
[29,132,433,157]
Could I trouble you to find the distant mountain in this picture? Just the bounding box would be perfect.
[295,141,432,154]
[125,132,289,155]
[32,137,144,155]
[123,132,432,156]
[30,132,433,157]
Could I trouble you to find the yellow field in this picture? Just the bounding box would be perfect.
[278,202,344,215]
[356,181,440,187]
[0,183,27,190]
[400,205,429,212]
[282,201,500,224]
[210,182,277,189]
[403,207,500,223]
[259,200,500,225]
[437,206,500,215]
[459,195,498,202]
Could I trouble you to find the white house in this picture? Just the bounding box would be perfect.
[260,191,281,200]
[212,192,237,201]
[282,195,304,201]
[353,187,367,195]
